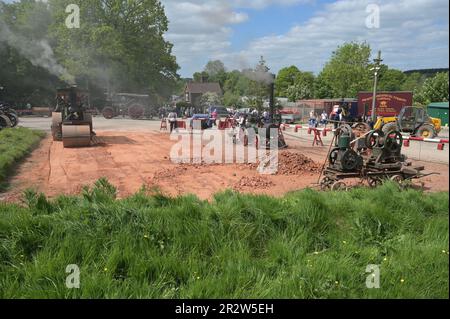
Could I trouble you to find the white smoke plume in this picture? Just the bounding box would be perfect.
[243,68,275,85]
[0,16,75,84]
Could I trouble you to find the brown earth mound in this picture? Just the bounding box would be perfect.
[247,151,320,175]
[233,176,275,191]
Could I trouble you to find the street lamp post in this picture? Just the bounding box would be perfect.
[370,51,383,123]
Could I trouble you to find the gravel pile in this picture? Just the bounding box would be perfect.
[247,151,320,175]
[233,176,275,190]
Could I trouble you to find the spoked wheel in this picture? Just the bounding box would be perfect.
[390,174,407,188]
[352,122,371,135]
[368,176,383,188]
[128,104,145,120]
[331,181,347,191]
[320,177,334,191]
[102,107,115,119]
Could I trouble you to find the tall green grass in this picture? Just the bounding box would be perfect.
[0,179,448,298]
[0,127,46,189]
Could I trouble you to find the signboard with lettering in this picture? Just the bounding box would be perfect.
[358,92,413,117]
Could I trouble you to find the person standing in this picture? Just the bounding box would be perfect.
[320,110,328,126]
[309,110,317,128]
[168,111,177,133]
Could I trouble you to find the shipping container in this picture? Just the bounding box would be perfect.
[358,92,413,117]
[427,102,449,126]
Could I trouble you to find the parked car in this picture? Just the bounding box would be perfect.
[281,113,301,124]
[190,114,213,130]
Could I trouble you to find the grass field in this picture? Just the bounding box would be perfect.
[0,127,45,190]
[0,179,448,299]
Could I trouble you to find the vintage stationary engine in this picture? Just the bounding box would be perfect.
[328,124,364,173]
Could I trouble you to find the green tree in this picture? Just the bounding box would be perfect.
[225,70,252,97]
[204,60,226,77]
[378,67,405,91]
[314,73,333,98]
[318,42,372,98]
[49,0,179,99]
[415,72,449,105]
[401,72,426,92]
[286,71,315,101]
[200,92,222,107]
[0,0,64,106]
[275,66,301,97]
[193,71,209,83]
[223,91,241,108]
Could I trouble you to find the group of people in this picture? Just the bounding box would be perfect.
[309,110,329,128]
[309,103,355,129]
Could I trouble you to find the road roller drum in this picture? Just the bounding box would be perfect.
[62,124,92,148]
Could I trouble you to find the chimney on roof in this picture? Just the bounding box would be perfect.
[201,75,208,83]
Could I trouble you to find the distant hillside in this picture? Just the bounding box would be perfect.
[404,68,449,76]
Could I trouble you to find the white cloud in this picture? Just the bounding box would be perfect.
[163,0,449,77]
[220,0,449,74]
[161,0,311,76]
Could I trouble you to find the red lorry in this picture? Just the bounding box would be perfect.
[358,91,413,117]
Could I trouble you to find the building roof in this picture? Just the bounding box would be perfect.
[186,82,222,94]
[428,102,449,109]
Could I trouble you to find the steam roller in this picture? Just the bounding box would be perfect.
[51,86,94,148]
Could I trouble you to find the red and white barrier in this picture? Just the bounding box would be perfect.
[280,124,449,151]
[403,136,449,143]
[402,135,448,150]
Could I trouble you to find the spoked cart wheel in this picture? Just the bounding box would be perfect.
[390,174,404,183]
[367,176,383,188]
[331,181,347,191]
[320,176,334,191]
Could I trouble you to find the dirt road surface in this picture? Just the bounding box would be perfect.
[1,118,448,202]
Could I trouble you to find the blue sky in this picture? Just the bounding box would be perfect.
[3,0,449,77]
[162,0,449,77]
[229,2,321,51]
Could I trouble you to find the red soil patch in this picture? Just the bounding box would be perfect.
[0,130,447,202]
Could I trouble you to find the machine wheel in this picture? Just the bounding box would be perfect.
[102,107,115,119]
[128,104,145,120]
[382,122,399,136]
[365,130,383,149]
[6,113,19,127]
[384,130,403,152]
[368,176,383,188]
[331,181,347,191]
[0,114,12,129]
[416,124,436,138]
[336,124,353,137]
[329,148,340,165]
[390,174,404,184]
[62,124,92,148]
[341,149,361,171]
[352,122,371,135]
[320,177,333,191]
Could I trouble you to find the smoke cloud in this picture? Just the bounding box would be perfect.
[0,15,75,84]
[242,68,274,85]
